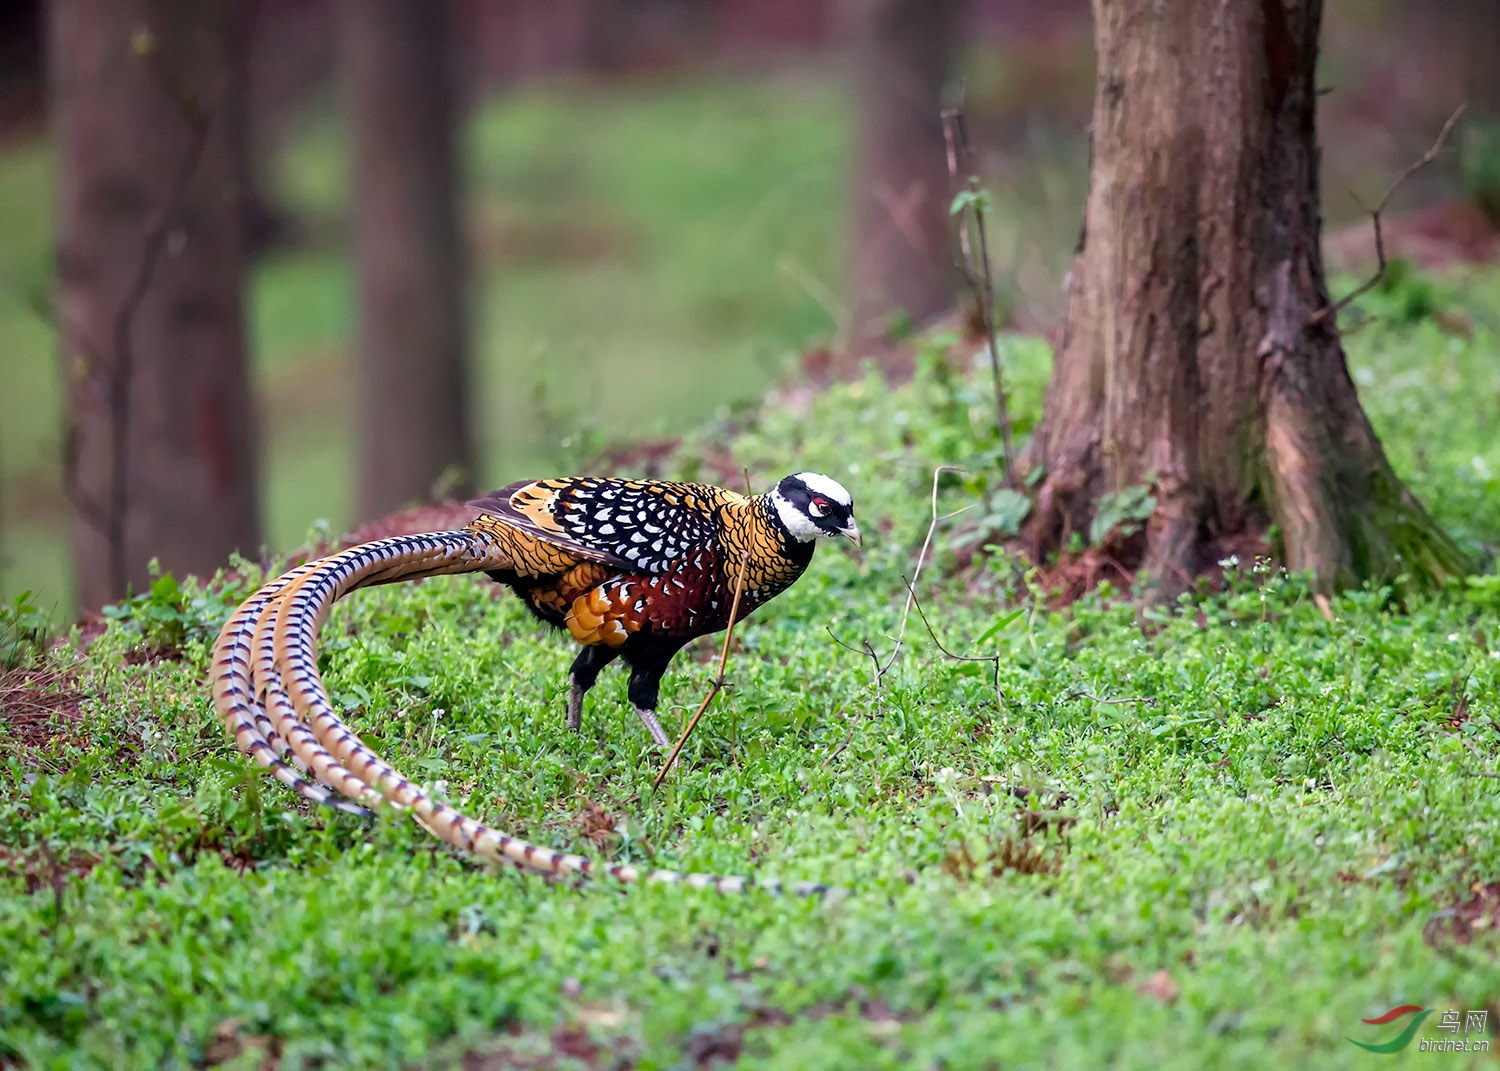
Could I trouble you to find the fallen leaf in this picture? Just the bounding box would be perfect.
[1137,969,1179,1003]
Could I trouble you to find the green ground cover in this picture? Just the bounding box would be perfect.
[4,263,1500,1068]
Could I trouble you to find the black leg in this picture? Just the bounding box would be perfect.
[567,644,619,732]
[622,640,687,748]
[625,660,665,712]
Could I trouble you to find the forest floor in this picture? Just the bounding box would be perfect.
[5,264,1500,1069]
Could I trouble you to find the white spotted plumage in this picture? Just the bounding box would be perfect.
[211,476,856,898]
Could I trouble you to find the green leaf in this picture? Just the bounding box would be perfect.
[949,187,992,217]
[988,488,1032,536]
[1090,485,1157,545]
[973,608,1025,647]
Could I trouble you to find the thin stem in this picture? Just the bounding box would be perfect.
[941,102,1019,488]
[1309,103,1465,327]
[653,542,752,788]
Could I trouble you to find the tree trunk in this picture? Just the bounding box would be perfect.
[1025,0,1467,601]
[341,0,476,521]
[48,0,261,609]
[846,0,964,345]
[224,0,291,257]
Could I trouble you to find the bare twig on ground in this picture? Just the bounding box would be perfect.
[823,466,962,764]
[653,543,752,789]
[818,710,858,770]
[828,465,959,684]
[652,469,757,787]
[902,576,1157,710]
[1309,104,1465,328]
[877,465,961,674]
[1065,689,1157,706]
[941,98,1019,489]
[900,574,1004,703]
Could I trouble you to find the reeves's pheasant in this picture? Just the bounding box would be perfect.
[471,470,859,745]
[210,472,856,890]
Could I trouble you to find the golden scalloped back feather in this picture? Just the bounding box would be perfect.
[463,512,588,576]
[565,586,633,647]
[506,481,569,534]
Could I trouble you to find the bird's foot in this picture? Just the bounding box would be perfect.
[566,681,584,732]
[634,705,672,749]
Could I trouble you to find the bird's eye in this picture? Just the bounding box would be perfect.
[808,497,830,518]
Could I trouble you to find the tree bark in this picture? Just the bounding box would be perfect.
[48,0,261,609]
[846,0,964,344]
[224,0,289,257]
[341,0,476,521]
[1025,0,1467,600]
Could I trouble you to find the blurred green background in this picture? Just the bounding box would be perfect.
[0,0,1479,618]
[0,72,853,616]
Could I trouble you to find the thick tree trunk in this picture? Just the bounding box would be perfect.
[341,0,476,521]
[224,0,288,257]
[1025,0,1467,600]
[48,0,261,609]
[846,0,964,344]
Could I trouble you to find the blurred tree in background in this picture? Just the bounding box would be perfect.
[3,0,1493,614]
[845,0,964,344]
[1424,0,1500,221]
[224,0,293,258]
[341,0,475,520]
[47,0,260,608]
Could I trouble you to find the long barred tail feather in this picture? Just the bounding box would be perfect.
[210,530,831,897]
[212,563,377,819]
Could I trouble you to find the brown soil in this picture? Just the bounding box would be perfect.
[457,993,914,1070]
[1324,197,1500,274]
[1425,881,1500,947]
[0,664,87,752]
[0,843,104,895]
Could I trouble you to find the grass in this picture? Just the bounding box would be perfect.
[5,261,1500,1068]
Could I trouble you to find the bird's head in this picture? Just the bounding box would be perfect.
[769,472,860,546]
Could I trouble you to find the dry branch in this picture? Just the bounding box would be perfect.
[1309,104,1466,328]
[652,543,752,788]
[900,574,1003,700]
[652,470,758,787]
[822,465,964,764]
[60,30,237,598]
[828,465,959,686]
[902,576,1158,710]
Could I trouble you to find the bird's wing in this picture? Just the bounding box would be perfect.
[469,477,740,574]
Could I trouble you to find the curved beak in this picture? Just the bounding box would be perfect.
[840,521,862,547]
